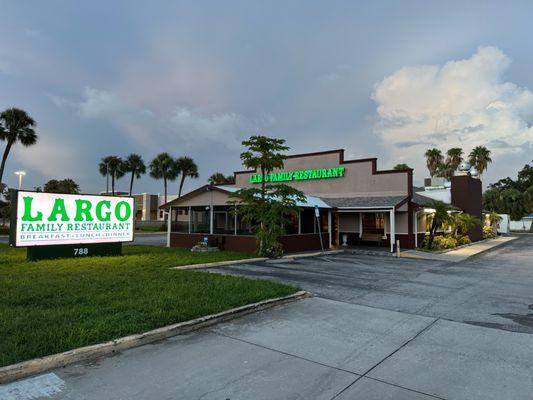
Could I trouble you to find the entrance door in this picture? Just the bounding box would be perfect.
[362,213,385,235]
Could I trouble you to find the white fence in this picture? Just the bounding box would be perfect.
[509,218,533,232]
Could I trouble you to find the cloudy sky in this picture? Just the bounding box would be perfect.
[1,1,532,194]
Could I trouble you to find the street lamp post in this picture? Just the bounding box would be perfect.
[14,171,26,190]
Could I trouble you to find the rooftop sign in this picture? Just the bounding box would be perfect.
[11,191,134,247]
[249,166,345,184]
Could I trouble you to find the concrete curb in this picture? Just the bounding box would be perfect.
[289,249,344,259]
[0,290,310,385]
[172,257,268,270]
[466,236,518,258]
[401,236,517,262]
[173,249,346,270]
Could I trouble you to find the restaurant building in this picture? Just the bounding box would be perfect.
[160,149,482,253]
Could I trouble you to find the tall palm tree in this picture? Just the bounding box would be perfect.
[175,156,199,197]
[98,156,125,195]
[443,147,463,180]
[424,148,444,178]
[149,152,178,203]
[0,108,38,187]
[124,154,146,196]
[469,146,492,176]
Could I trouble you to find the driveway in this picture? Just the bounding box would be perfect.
[2,236,533,400]
[129,232,166,246]
[208,236,533,334]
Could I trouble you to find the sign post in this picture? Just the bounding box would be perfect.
[315,205,325,253]
[9,190,135,261]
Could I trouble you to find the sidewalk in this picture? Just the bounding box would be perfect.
[401,236,517,262]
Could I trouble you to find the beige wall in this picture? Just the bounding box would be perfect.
[168,189,232,207]
[233,150,409,198]
[339,213,360,232]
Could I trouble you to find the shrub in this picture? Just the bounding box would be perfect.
[425,235,458,250]
[457,236,471,246]
[483,226,497,239]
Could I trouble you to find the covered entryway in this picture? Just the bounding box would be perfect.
[324,194,412,252]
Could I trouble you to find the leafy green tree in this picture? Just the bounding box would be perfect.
[484,160,533,219]
[424,148,444,178]
[488,177,518,191]
[393,163,411,171]
[0,108,38,187]
[43,178,80,194]
[230,136,306,257]
[208,172,234,185]
[98,156,125,195]
[469,146,492,176]
[149,152,178,203]
[517,161,533,191]
[525,186,533,213]
[426,200,454,249]
[124,154,146,196]
[175,156,199,197]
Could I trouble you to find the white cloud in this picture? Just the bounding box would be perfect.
[166,107,246,149]
[72,86,250,150]
[372,46,533,180]
[13,137,80,178]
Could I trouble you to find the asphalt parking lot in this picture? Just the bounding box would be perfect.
[2,236,532,400]
[208,236,533,334]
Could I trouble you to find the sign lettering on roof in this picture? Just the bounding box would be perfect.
[249,166,345,184]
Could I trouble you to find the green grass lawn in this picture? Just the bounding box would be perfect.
[0,244,297,367]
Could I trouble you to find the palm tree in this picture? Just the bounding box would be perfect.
[451,213,481,237]
[208,172,233,185]
[149,152,178,203]
[469,146,492,176]
[426,200,453,248]
[123,154,146,196]
[98,156,125,195]
[443,147,463,180]
[487,211,502,230]
[424,148,444,178]
[175,156,199,197]
[0,108,38,187]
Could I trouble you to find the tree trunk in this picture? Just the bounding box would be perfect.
[129,172,134,196]
[178,174,185,197]
[111,175,115,196]
[428,219,438,248]
[164,177,167,204]
[0,140,14,188]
